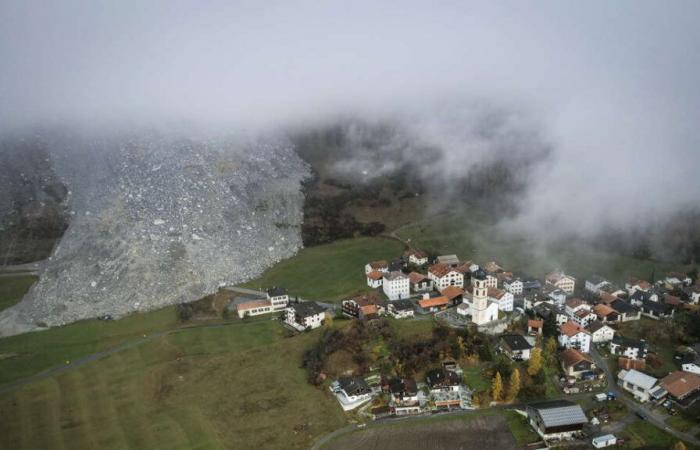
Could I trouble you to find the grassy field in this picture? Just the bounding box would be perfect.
[0,305,180,385]
[0,274,37,312]
[0,319,347,450]
[503,410,540,446]
[622,419,698,449]
[395,212,689,284]
[241,237,405,302]
[666,415,698,432]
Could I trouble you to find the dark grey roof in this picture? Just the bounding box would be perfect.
[338,376,371,396]
[610,299,637,314]
[587,320,610,333]
[630,290,652,302]
[528,400,588,428]
[473,269,487,280]
[392,299,414,311]
[522,280,542,290]
[267,286,287,297]
[291,301,326,318]
[426,368,460,388]
[500,334,533,351]
[641,299,672,314]
[389,378,418,396]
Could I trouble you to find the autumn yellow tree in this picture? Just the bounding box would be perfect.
[507,368,521,401]
[673,442,687,450]
[545,336,557,355]
[491,372,503,401]
[323,314,334,328]
[528,348,543,376]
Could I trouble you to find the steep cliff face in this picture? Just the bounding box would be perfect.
[0,131,309,336]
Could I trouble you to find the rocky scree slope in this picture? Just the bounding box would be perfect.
[0,132,309,336]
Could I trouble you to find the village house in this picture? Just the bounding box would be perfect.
[388,378,421,415]
[408,271,433,292]
[664,272,692,289]
[573,309,597,328]
[559,321,592,353]
[543,285,568,305]
[629,289,658,305]
[485,273,499,289]
[366,270,384,288]
[617,369,659,402]
[587,321,616,343]
[546,271,576,294]
[526,400,588,441]
[593,303,620,323]
[341,293,387,320]
[565,298,588,317]
[428,263,464,290]
[364,260,389,275]
[441,285,465,306]
[436,254,460,267]
[610,335,648,360]
[404,250,429,266]
[528,319,544,335]
[499,334,534,361]
[640,299,674,320]
[609,299,641,322]
[503,276,524,295]
[382,271,410,300]
[388,299,415,319]
[660,371,700,404]
[418,293,449,313]
[685,285,700,304]
[534,302,569,326]
[625,277,652,294]
[426,368,462,408]
[331,376,373,411]
[488,287,514,312]
[585,275,612,295]
[483,261,504,274]
[560,348,596,379]
[266,287,290,311]
[387,299,415,319]
[618,357,646,371]
[235,297,273,319]
[284,302,326,331]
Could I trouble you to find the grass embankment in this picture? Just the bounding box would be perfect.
[622,420,698,449]
[666,415,698,433]
[0,274,37,313]
[396,212,689,283]
[503,410,540,446]
[241,237,404,302]
[0,320,347,450]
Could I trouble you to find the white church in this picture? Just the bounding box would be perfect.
[458,269,499,325]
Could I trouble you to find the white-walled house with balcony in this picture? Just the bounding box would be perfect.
[546,271,576,294]
[558,321,592,353]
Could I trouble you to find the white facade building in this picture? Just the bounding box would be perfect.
[588,322,616,343]
[428,263,464,290]
[503,278,524,295]
[559,321,592,353]
[285,302,326,331]
[546,271,576,294]
[617,369,658,402]
[470,270,499,325]
[488,288,514,312]
[266,287,289,311]
[383,271,410,300]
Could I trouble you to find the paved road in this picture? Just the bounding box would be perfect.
[0,319,273,396]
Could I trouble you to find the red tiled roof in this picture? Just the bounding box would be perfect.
[528,319,543,329]
[367,270,384,281]
[560,348,592,367]
[236,299,272,310]
[440,286,464,300]
[661,371,700,398]
[429,263,454,278]
[487,287,505,299]
[368,260,388,269]
[409,272,427,284]
[560,321,589,337]
[419,296,448,308]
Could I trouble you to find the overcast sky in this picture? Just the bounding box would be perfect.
[1,0,699,233]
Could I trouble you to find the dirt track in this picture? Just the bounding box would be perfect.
[325,414,517,450]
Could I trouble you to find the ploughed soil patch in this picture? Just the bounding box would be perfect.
[326,414,518,450]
